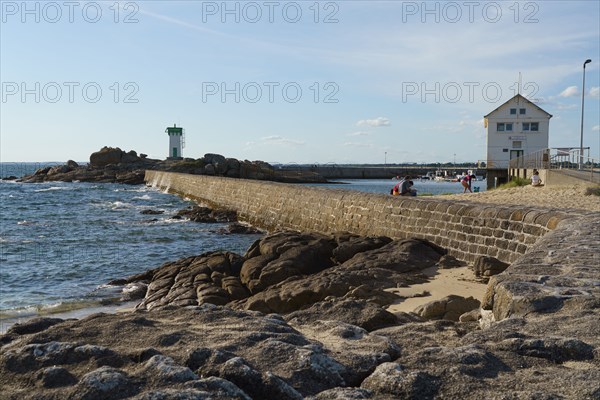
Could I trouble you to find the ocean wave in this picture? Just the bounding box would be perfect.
[17,220,36,226]
[110,201,132,210]
[132,194,152,200]
[34,186,72,192]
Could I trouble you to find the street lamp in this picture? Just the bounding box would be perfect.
[384,152,387,166]
[579,59,592,170]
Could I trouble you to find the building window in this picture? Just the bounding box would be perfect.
[503,149,508,152]
[531,122,539,131]
[513,141,522,148]
[523,123,530,131]
[497,123,505,131]
[510,108,517,115]
[497,123,513,132]
[520,108,526,115]
[506,123,513,131]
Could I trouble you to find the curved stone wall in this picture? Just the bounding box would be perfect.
[145,171,598,320]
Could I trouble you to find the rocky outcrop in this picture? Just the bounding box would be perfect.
[2,299,598,399]
[19,148,327,185]
[174,206,237,223]
[126,231,444,314]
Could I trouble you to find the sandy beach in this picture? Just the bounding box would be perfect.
[442,183,600,212]
[385,183,599,316]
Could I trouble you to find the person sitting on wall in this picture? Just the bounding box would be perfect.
[531,170,543,186]
[391,176,410,195]
[392,178,416,196]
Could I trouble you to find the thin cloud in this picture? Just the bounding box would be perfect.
[559,86,579,97]
[348,131,371,136]
[261,136,305,146]
[592,125,600,132]
[356,117,391,127]
[343,142,373,148]
[589,87,600,98]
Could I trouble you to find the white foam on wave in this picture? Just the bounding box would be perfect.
[34,186,70,192]
[132,194,152,200]
[17,220,35,226]
[110,201,132,209]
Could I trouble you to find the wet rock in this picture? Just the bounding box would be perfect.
[140,209,164,215]
[176,206,237,223]
[220,222,263,235]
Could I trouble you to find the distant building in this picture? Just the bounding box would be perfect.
[484,94,552,186]
[166,124,185,160]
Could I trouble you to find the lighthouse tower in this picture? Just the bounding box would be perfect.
[166,124,185,159]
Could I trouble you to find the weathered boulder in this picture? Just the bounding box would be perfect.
[285,298,398,332]
[89,146,124,167]
[473,256,509,281]
[176,206,237,223]
[414,295,481,321]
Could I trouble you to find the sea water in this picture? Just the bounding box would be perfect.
[0,178,262,324]
[0,165,485,329]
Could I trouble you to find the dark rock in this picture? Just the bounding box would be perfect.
[5,317,65,336]
[66,160,79,169]
[437,254,465,269]
[285,298,398,332]
[221,222,263,235]
[331,234,392,263]
[1,175,18,180]
[38,366,78,388]
[473,256,510,281]
[90,146,124,167]
[176,206,237,223]
[140,209,164,215]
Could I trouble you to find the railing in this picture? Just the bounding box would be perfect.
[509,148,599,182]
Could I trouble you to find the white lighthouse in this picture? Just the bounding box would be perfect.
[166,124,185,159]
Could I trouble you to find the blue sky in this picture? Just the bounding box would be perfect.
[1,0,599,163]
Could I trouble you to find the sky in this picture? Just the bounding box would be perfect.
[1,0,599,164]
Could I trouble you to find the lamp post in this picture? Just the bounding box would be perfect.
[579,59,592,170]
[384,152,387,167]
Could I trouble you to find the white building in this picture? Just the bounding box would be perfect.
[166,124,185,159]
[485,94,552,170]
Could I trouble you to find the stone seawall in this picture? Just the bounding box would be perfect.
[146,171,568,265]
[145,171,598,320]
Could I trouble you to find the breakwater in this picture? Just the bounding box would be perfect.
[145,171,598,321]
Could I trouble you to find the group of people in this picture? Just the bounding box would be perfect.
[391,176,417,196]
